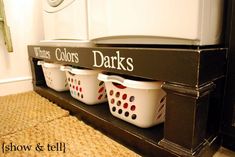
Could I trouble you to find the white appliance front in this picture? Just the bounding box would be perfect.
[88,0,224,45]
[43,0,88,40]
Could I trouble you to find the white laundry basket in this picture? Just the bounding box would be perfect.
[61,66,107,105]
[37,61,69,91]
[98,73,166,128]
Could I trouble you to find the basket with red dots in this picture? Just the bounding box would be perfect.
[37,61,69,91]
[60,66,107,105]
[98,72,166,128]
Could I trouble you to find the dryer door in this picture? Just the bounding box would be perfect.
[43,0,88,40]
[47,0,64,7]
[43,0,75,13]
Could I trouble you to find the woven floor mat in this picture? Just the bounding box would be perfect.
[0,91,69,137]
[0,116,139,157]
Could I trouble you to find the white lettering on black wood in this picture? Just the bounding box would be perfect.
[55,48,79,63]
[93,50,134,71]
[34,47,50,59]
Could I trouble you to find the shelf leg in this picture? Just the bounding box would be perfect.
[159,82,216,156]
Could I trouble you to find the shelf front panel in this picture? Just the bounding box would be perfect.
[28,45,226,86]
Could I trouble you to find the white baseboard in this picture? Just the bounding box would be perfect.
[0,77,33,96]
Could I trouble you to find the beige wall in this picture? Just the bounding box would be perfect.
[0,0,44,96]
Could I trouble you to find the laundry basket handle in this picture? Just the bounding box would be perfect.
[37,60,45,66]
[104,75,125,85]
[60,66,72,72]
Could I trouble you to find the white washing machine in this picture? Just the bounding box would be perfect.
[42,0,88,40]
[88,0,224,45]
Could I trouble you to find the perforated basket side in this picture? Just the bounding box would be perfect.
[104,80,166,128]
[41,66,69,91]
[65,71,107,105]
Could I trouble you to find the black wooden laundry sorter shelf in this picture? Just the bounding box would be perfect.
[28,45,226,157]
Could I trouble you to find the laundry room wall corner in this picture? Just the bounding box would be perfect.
[0,0,44,96]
